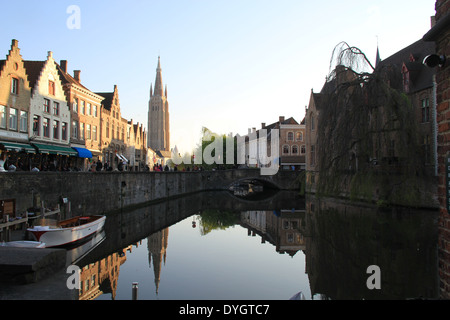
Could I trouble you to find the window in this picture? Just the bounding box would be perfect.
[111,123,115,140]
[87,103,91,116]
[43,118,50,137]
[122,127,125,141]
[93,125,97,141]
[62,122,68,140]
[53,102,59,116]
[80,123,85,140]
[0,106,6,128]
[44,99,50,113]
[287,132,294,141]
[53,120,59,139]
[9,108,17,130]
[33,115,40,136]
[80,100,85,114]
[20,111,27,132]
[117,125,119,140]
[86,124,91,140]
[283,145,290,155]
[310,145,315,166]
[311,115,315,131]
[73,98,78,113]
[11,78,19,94]
[301,145,306,154]
[296,132,303,141]
[106,120,109,138]
[93,105,98,117]
[292,145,298,154]
[72,120,78,139]
[48,80,55,95]
[421,98,430,123]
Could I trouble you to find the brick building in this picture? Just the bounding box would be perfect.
[57,60,105,169]
[0,40,33,170]
[96,85,128,170]
[423,0,450,299]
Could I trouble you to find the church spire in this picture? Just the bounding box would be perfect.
[154,56,164,97]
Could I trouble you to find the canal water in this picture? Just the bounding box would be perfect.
[70,190,438,300]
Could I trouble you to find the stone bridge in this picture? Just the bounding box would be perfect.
[201,169,303,191]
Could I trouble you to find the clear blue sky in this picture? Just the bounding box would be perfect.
[1,0,437,153]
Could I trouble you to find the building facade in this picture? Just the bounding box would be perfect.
[57,61,104,167]
[0,40,33,170]
[97,85,128,170]
[25,51,76,170]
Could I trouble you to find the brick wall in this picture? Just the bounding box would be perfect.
[428,0,450,299]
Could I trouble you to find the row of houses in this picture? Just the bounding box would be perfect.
[0,39,154,172]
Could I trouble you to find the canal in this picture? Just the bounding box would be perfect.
[66,189,438,300]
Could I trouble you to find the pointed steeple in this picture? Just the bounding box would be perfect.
[375,46,381,68]
[153,56,164,97]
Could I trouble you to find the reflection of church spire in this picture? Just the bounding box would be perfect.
[147,228,169,295]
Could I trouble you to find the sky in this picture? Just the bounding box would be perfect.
[0,0,437,153]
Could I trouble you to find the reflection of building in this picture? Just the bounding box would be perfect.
[240,209,306,255]
[78,247,129,300]
[147,228,169,294]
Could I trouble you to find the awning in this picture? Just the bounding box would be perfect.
[72,147,93,159]
[120,154,128,162]
[32,143,78,156]
[0,141,35,153]
[116,153,128,162]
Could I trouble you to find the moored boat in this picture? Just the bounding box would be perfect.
[27,215,106,248]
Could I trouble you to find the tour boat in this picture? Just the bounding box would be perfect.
[27,215,106,248]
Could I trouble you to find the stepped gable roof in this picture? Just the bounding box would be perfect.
[23,60,45,90]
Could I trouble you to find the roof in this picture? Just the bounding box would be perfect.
[95,92,114,110]
[23,60,45,90]
[376,38,435,93]
[56,64,89,91]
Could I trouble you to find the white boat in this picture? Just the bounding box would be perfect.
[1,241,46,248]
[27,215,106,248]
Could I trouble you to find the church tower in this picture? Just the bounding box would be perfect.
[148,56,170,151]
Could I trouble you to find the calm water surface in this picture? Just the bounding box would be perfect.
[71,190,439,300]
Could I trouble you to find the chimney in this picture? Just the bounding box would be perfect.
[74,70,81,82]
[261,123,266,129]
[47,51,53,59]
[11,39,18,48]
[252,127,256,133]
[60,60,68,73]
[279,116,285,123]
[431,15,436,28]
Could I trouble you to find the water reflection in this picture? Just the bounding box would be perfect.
[65,191,439,300]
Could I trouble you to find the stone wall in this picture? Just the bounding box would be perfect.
[0,169,301,218]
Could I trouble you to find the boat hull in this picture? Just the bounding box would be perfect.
[27,215,106,248]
